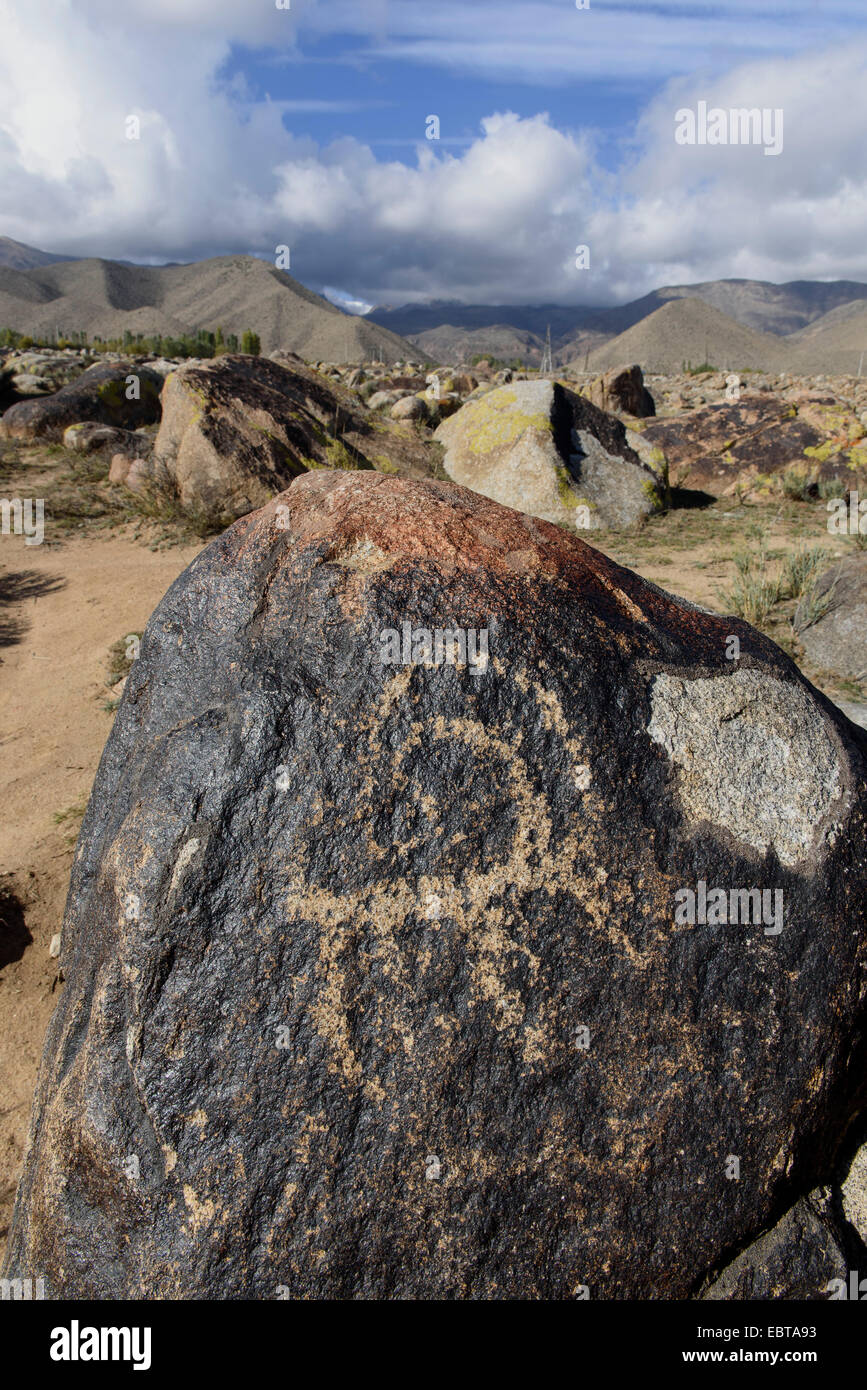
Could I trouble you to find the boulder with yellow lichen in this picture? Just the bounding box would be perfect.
[434,379,665,530]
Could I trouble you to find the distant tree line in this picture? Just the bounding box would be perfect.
[0,325,262,358]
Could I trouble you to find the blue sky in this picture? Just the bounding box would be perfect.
[227,1,856,158]
[1,0,866,307]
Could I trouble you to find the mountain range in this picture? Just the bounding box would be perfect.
[369,278,867,374]
[0,243,424,365]
[2,238,867,374]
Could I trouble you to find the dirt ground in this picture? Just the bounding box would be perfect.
[0,470,201,1249]
[0,444,862,1257]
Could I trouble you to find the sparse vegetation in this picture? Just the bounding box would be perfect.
[776,467,815,501]
[722,540,781,626]
[427,440,449,481]
[780,545,829,599]
[106,633,142,687]
[52,796,88,845]
[323,438,356,470]
[819,477,846,500]
[0,324,263,359]
[794,566,840,629]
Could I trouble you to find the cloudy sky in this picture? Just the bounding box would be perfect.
[1,0,866,308]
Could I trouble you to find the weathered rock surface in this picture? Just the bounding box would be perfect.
[108,454,151,491]
[367,389,400,411]
[701,1188,859,1300]
[842,1143,867,1245]
[7,373,54,396]
[584,364,655,418]
[434,379,665,530]
[0,361,162,441]
[6,352,91,395]
[794,556,867,682]
[62,422,146,456]
[150,355,445,518]
[835,699,867,732]
[150,353,377,520]
[5,472,867,1300]
[390,394,428,422]
[641,393,867,496]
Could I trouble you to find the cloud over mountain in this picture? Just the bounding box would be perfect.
[1,1,866,305]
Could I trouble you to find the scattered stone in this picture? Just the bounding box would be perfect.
[390,395,428,422]
[10,353,90,393]
[435,393,463,420]
[10,374,54,396]
[62,423,145,456]
[367,390,400,411]
[124,459,151,495]
[641,392,866,496]
[108,454,132,486]
[0,361,162,442]
[584,364,656,418]
[701,1189,854,1300]
[451,374,478,395]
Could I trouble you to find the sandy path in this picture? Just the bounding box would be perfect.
[0,529,201,1252]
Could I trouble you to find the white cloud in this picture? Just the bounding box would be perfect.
[297,0,862,83]
[322,286,374,315]
[0,0,866,304]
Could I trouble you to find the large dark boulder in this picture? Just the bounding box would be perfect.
[0,361,162,441]
[4,472,867,1300]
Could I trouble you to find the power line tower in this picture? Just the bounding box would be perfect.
[540,323,553,376]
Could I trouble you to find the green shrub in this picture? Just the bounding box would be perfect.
[324,438,355,470]
[722,542,781,627]
[795,570,839,629]
[777,467,814,501]
[780,545,829,599]
[818,477,845,500]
